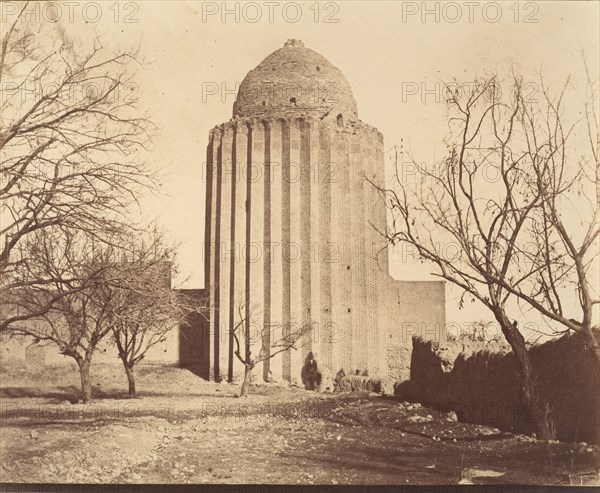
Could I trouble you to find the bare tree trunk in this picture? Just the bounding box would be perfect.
[239,365,253,398]
[76,358,93,403]
[228,338,234,383]
[496,312,552,440]
[125,366,136,397]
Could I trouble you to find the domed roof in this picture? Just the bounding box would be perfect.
[233,40,358,119]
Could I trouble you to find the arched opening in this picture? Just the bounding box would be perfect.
[337,113,344,127]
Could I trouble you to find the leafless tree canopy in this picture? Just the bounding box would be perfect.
[373,70,599,439]
[0,4,155,331]
[7,229,130,401]
[512,69,599,343]
[109,229,200,397]
[8,226,200,401]
[377,72,599,356]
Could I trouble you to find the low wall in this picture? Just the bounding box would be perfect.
[0,328,180,371]
[399,332,599,443]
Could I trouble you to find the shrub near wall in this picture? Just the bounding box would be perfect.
[402,332,599,443]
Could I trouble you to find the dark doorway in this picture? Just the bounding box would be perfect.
[179,311,210,379]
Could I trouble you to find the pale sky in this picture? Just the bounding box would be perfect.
[46,0,599,337]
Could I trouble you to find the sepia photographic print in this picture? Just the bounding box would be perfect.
[0,1,599,492]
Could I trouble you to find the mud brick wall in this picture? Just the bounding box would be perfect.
[404,332,600,443]
[387,345,412,381]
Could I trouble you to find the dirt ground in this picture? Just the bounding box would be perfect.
[0,364,598,485]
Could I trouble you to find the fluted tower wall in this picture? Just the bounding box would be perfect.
[203,40,445,383]
[206,113,387,382]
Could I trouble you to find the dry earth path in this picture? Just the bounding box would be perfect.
[0,366,598,485]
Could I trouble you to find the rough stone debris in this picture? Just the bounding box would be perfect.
[316,366,333,393]
[334,369,346,389]
[334,375,383,393]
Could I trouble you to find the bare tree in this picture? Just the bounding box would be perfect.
[8,227,198,401]
[373,76,564,438]
[497,70,600,363]
[109,230,201,397]
[0,3,154,331]
[8,229,126,402]
[230,300,312,397]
